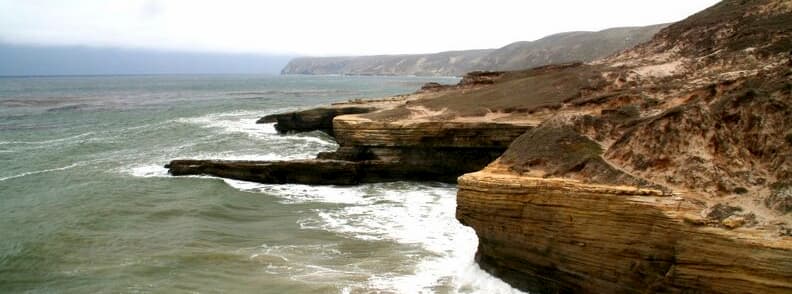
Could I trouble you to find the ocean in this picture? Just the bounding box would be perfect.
[0,74,523,293]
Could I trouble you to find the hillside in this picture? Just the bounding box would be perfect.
[281,24,666,76]
[280,49,493,76]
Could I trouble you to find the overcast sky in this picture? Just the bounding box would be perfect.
[0,0,720,56]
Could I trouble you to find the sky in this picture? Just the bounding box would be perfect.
[0,0,721,56]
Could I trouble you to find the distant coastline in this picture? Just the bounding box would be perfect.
[280,24,667,76]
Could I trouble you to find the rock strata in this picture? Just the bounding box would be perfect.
[166,159,467,185]
[452,0,792,292]
[169,109,533,184]
[457,171,792,293]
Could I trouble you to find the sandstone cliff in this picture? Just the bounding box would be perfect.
[451,0,792,292]
[280,24,666,76]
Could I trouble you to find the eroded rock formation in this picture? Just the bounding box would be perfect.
[168,0,791,292]
[256,106,377,135]
[457,171,792,293]
[168,100,533,184]
[453,0,792,292]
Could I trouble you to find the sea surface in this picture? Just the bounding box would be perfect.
[0,74,523,293]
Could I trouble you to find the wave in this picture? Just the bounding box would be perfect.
[223,180,372,205]
[222,179,524,293]
[175,110,338,150]
[0,132,94,145]
[176,111,279,138]
[128,164,170,178]
[46,104,93,112]
[119,108,520,292]
[309,185,522,293]
[225,89,356,97]
[0,163,81,182]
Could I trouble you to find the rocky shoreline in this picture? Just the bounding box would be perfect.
[167,104,533,184]
[168,0,791,292]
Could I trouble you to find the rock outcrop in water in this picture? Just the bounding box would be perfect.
[256,106,377,135]
[168,108,532,184]
[169,0,792,292]
[169,72,537,184]
[281,24,666,76]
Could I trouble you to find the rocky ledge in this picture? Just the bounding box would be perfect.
[457,169,792,293]
[256,106,377,136]
[169,73,536,184]
[168,108,533,184]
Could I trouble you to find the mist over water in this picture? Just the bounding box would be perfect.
[0,75,523,293]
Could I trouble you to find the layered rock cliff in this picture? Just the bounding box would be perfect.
[452,0,792,292]
[281,24,666,76]
[457,171,791,293]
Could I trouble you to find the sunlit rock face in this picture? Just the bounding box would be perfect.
[454,0,792,292]
[457,170,792,293]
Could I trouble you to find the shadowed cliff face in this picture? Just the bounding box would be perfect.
[281,24,666,76]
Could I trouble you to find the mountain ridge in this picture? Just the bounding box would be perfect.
[281,24,667,76]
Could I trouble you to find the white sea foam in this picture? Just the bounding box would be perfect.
[224,179,525,293]
[0,163,81,182]
[192,152,297,161]
[176,110,337,148]
[224,181,371,205]
[129,164,170,178]
[301,185,524,293]
[176,110,278,138]
[125,108,522,292]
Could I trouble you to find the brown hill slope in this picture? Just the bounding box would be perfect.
[450,0,792,292]
[280,24,666,76]
[373,0,791,211]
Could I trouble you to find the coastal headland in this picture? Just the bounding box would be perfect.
[168,0,792,292]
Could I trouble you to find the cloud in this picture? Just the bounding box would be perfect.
[0,0,720,56]
[139,0,163,20]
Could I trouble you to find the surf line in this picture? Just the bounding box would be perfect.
[0,163,81,182]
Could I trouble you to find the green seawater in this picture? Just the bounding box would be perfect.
[0,75,522,293]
